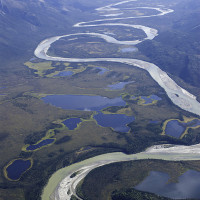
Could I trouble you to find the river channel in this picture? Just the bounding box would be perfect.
[33,0,200,199]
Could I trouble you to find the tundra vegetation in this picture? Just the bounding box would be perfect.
[0,0,200,199]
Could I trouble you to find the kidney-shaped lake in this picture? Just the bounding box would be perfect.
[5,159,32,181]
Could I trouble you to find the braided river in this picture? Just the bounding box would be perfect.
[34,1,200,199]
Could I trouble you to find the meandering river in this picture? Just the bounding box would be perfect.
[34,0,200,199]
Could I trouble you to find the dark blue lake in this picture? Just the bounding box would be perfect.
[165,120,185,138]
[165,119,200,138]
[26,139,55,151]
[63,118,82,130]
[135,170,200,199]
[54,71,74,77]
[42,95,126,111]
[94,112,135,132]
[107,81,134,90]
[6,159,31,181]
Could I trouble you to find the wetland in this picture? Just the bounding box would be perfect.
[162,118,200,139]
[1,0,200,199]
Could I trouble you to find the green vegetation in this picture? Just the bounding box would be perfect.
[55,136,71,145]
[22,121,66,152]
[101,105,133,116]
[137,1,200,98]
[0,57,197,199]
[137,97,158,106]
[112,188,171,200]
[24,61,87,78]
[0,188,25,200]
[24,61,54,77]
[79,159,200,200]
[0,0,200,199]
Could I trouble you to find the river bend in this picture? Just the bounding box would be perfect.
[34,1,200,199]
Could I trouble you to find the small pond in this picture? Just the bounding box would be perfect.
[140,95,162,105]
[185,119,200,128]
[120,47,138,53]
[135,170,200,199]
[106,81,134,90]
[6,159,32,181]
[165,119,200,138]
[42,95,126,111]
[26,139,55,151]
[54,71,74,77]
[63,118,82,130]
[131,96,137,100]
[94,112,135,132]
[150,95,162,101]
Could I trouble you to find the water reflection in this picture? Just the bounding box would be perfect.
[42,95,126,111]
[135,170,200,199]
[42,95,135,132]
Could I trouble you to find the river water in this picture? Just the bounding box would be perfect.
[33,0,200,199]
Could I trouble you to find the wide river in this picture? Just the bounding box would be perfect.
[34,0,200,199]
